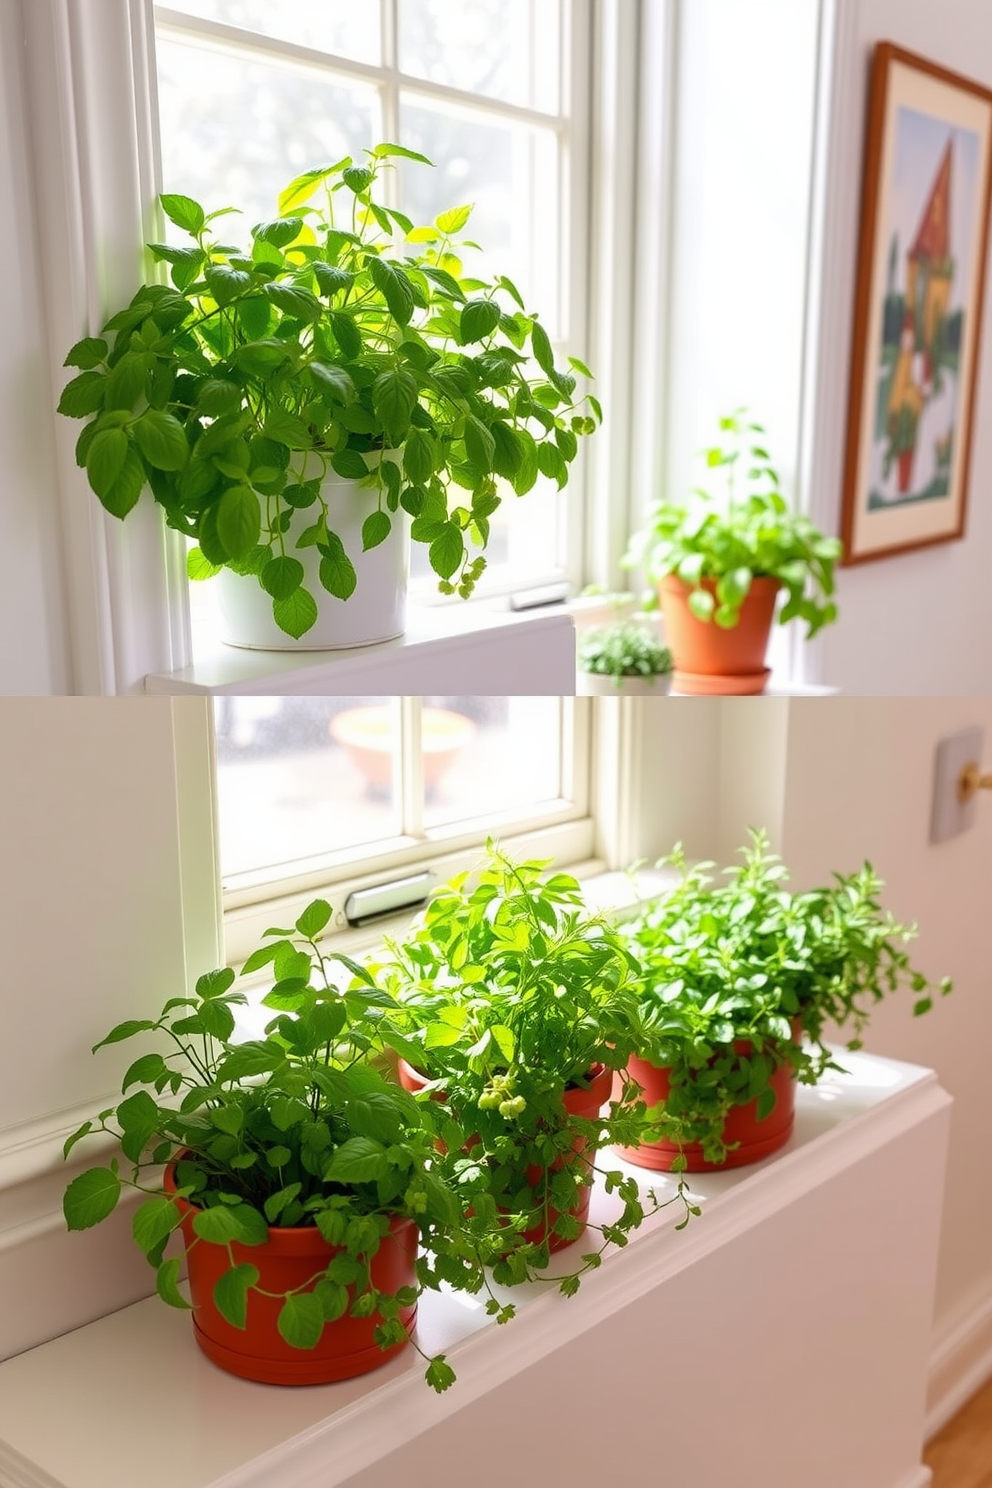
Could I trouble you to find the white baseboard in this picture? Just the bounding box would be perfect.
[926,1287,992,1439]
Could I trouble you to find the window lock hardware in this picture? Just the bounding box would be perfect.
[344,871,434,927]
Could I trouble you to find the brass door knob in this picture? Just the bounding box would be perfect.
[958,762,992,801]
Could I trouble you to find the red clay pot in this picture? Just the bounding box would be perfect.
[397,1060,611,1252]
[659,574,780,695]
[614,1046,797,1172]
[163,1163,417,1385]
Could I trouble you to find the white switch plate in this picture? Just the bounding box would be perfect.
[930,727,984,843]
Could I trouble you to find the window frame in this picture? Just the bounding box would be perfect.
[28,0,670,694]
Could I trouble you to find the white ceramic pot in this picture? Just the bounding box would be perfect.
[217,463,410,652]
[575,671,673,696]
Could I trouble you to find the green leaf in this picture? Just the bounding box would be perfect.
[277,1293,325,1350]
[253,217,303,248]
[58,369,107,418]
[318,536,358,600]
[196,966,236,1000]
[262,409,313,450]
[198,999,236,1040]
[261,556,305,600]
[403,428,436,485]
[310,361,355,404]
[331,312,362,360]
[192,1203,268,1247]
[132,1197,182,1257]
[323,1136,388,1183]
[460,299,501,344]
[428,523,464,580]
[425,1356,457,1393]
[265,283,323,323]
[362,510,391,551]
[156,1257,193,1310]
[121,1052,168,1092]
[64,337,108,371]
[204,264,252,306]
[369,258,416,327]
[213,1263,260,1330]
[313,1278,349,1323]
[272,587,319,638]
[93,1019,156,1050]
[464,416,495,475]
[530,321,556,376]
[435,204,472,235]
[331,448,372,481]
[373,368,418,442]
[216,484,261,560]
[86,427,128,496]
[133,410,189,472]
[536,442,568,489]
[63,1168,121,1230]
[296,900,332,939]
[160,193,206,235]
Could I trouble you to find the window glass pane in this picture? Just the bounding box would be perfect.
[155,36,379,228]
[398,0,561,113]
[158,0,380,63]
[213,698,399,880]
[397,101,562,337]
[421,697,562,830]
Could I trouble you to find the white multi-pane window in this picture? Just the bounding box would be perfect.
[217,695,597,961]
[152,0,590,602]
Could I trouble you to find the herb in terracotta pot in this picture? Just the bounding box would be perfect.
[61,899,519,1393]
[370,845,698,1289]
[619,830,952,1169]
[57,143,600,640]
[623,412,842,692]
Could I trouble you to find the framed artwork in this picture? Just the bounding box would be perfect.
[841,42,992,564]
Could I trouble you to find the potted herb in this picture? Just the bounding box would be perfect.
[576,620,673,695]
[370,845,697,1280]
[617,831,952,1170]
[624,412,842,694]
[61,899,521,1393]
[57,144,600,648]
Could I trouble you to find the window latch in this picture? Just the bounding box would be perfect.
[344,872,433,927]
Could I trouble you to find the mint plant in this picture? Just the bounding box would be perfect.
[625,411,842,634]
[621,830,952,1164]
[577,622,673,687]
[371,845,699,1285]
[62,899,525,1393]
[57,144,600,638]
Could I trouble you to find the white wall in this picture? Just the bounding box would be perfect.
[0,2,71,694]
[805,0,992,693]
[0,699,220,1355]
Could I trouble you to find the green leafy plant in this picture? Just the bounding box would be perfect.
[61,899,528,1393]
[370,844,699,1289]
[577,622,673,686]
[57,143,601,639]
[621,830,952,1164]
[624,410,842,634]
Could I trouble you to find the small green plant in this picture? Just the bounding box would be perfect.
[577,622,673,687]
[61,899,527,1392]
[624,410,842,634]
[57,144,600,638]
[621,830,952,1164]
[370,844,699,1285]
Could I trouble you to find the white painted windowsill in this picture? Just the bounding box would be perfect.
[0,1052,947,1488]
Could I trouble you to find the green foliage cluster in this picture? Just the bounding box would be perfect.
[62,899,531,1393]
[621,831,952,1164]
[625,411,842,635]
[57,143,600,638]
[371,846,698,1277]
[577,622,673,685]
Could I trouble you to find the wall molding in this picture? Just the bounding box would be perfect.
[925,1285,992,1439]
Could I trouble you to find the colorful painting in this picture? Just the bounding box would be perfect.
[841,45,992,563]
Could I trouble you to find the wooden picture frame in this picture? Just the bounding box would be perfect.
[840,43,992,564]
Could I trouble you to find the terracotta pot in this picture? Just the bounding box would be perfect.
[614,1045,797,1173]
[163,1162,417,1385]
[659,574,781,696]
[397,1060,611,1252]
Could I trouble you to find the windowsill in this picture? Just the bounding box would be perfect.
[0,1052,945,1488]
[144,601,578,696]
